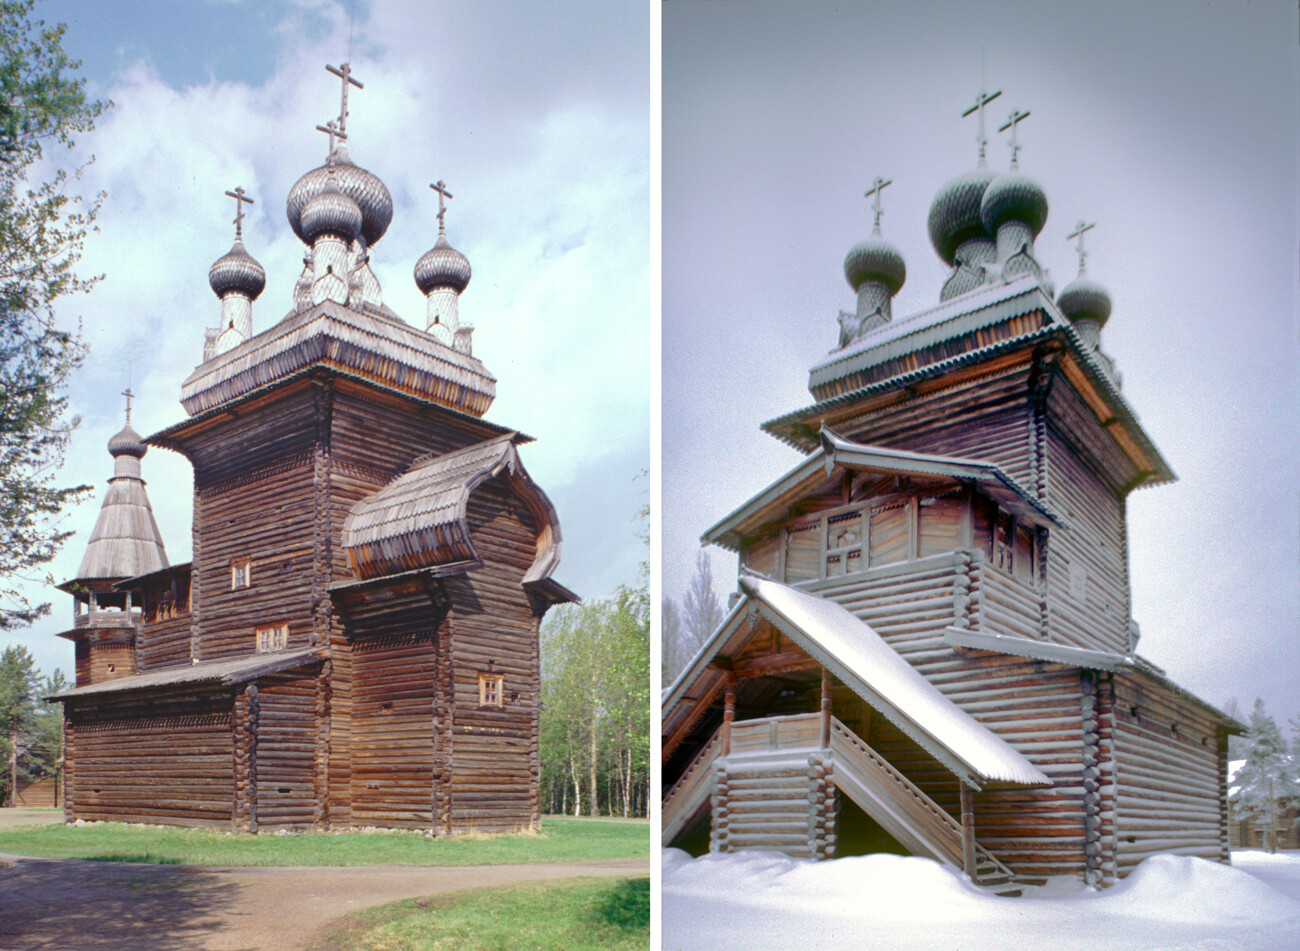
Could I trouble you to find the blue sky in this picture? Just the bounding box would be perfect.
[6,0,650,682]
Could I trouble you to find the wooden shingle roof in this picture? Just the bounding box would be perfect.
[341,432,562,583]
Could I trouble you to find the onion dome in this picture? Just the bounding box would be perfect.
[1057,272,1112,327]
[107,422,146,459]
[927,168,996,265]
[980,172,1049,237]
[843,232,905,295]
[286,145,393,247]
[208,239,266,300]
[415,234,472,294]
[300,178,363,243]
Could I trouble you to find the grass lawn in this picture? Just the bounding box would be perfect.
[0,816,648,866]
[315,876,650,951]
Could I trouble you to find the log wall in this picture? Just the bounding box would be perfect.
[1111,673,1227,875]
[63,687,235,827]
[444,477,543,833]
[254,671,322,831]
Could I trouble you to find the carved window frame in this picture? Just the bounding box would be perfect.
[231,558,252,590]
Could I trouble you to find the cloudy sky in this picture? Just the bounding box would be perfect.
[663,1,1299,725]
[5,0,649,682]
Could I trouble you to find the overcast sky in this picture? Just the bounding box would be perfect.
[663,1,1299,726]
[4,0,649,683]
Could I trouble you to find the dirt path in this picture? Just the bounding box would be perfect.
[0,851,649,950]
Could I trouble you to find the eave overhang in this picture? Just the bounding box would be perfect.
[702,427,1060,552]
[767,276,1175,492]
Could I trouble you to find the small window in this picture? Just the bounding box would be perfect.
[256,624,288,653]
[232,559,251,590]
[479,672,505,707]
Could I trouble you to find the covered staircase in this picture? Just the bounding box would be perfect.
[663,712,1024,892]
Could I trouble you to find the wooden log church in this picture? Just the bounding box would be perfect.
[49,64,575,834]
[662,92,1240,889]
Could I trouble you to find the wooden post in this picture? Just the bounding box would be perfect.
[960,781,977,880]
[721,675,736,757]
[820,667,832,749]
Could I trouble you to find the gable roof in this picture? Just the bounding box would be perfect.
[341,432,562,583]
[703,426,1060,552]
[664,573,1051,789]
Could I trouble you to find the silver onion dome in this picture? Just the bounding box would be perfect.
[415,234,472,294]
[927,167,997,265]
[300,179,364,243]
[843,234,905,295]
[1057,273,1112,327]
[108,422,147,459]
[208,239,267,300]
[979,172,1049,237]
[286,146,393,247]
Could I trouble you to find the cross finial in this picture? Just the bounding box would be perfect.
[326,62,364,138]
[999,108,1031,169]
[315,117,346,160]
[864,176,892,233]
[122,386,134,425]
[962,86,1002,167]
[430,180,453,235]
[224,187,255,240]
[1067,220,1095,274]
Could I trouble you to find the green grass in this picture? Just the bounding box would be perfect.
[319,876,649,951]
[0,817,648,867]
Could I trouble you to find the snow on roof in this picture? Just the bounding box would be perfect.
[739,573,1050,787]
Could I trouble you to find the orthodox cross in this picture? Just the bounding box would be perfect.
[999,108,1031,169]
[315,117,346,157]
[326,62,364,137]
[1067,220,1095,272]
[962,86,1002,167]
[122,386,134,425]
[225,186,254,240]
[864,176,892,232]
[430,180,453,235]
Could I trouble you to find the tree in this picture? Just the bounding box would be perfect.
[0,0,106,628]
[1232,699,1300,853]
[661,596,683,682]
[0,643,39,804]
[675,550,723,676]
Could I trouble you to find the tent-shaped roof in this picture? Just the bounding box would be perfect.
[341,432,562,583]
[70,433,169,585]
[703,426,1060,552]
[665,573,1051,789]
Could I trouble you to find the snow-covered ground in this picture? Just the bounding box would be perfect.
[662,848,1300,951]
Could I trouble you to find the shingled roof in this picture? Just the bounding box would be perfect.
[341,432,562,582]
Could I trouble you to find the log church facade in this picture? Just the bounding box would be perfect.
[50,65,574,834]
[663,92,1239,889]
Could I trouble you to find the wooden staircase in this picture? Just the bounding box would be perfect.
[663,712,1024,893]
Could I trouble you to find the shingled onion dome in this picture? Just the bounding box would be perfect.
[107,421,147,474]
[980,170,1048,280]
[1058,270,1112,351]
[840,227,905,345]
[286,145,393,248]
[928,167,997,300]
[208,239,266,357]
